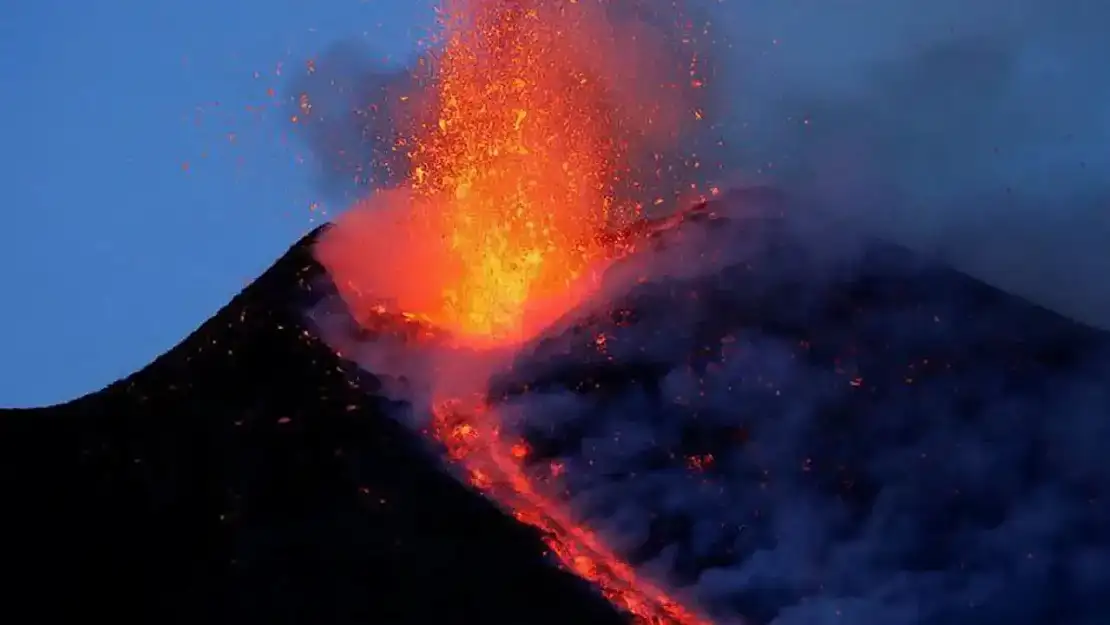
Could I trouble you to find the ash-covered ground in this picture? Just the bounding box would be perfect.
[311,188,1110,625]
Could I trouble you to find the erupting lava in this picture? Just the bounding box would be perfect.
[320,0,705,348]
[404,0,618,344]
[317,0,712,622]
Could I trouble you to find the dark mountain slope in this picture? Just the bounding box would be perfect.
[0,227,626,625]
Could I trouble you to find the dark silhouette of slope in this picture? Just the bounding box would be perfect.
[0,227,628,625]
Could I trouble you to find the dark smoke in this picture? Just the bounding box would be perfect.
[287,41,415,201]
[702,0,1110,328]
[309,188,1110,624]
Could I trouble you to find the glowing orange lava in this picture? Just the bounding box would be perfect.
[318,0,712,622]
[407,3,709,621]
[400,0,619,344]
[319,0,705,347]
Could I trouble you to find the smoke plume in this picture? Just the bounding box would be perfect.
[289,1,1110,623]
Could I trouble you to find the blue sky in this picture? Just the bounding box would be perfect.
[1,0,431,406]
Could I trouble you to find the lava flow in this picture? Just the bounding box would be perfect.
[432,394,711,625]
[316,0,712,622]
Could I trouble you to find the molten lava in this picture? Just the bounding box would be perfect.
[317,0,712,622]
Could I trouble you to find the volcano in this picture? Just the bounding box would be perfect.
[3,187,1108,624]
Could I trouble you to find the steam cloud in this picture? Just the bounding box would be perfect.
[290,1,1110,623]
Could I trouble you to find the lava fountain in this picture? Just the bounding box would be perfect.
[315,0,713,622]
